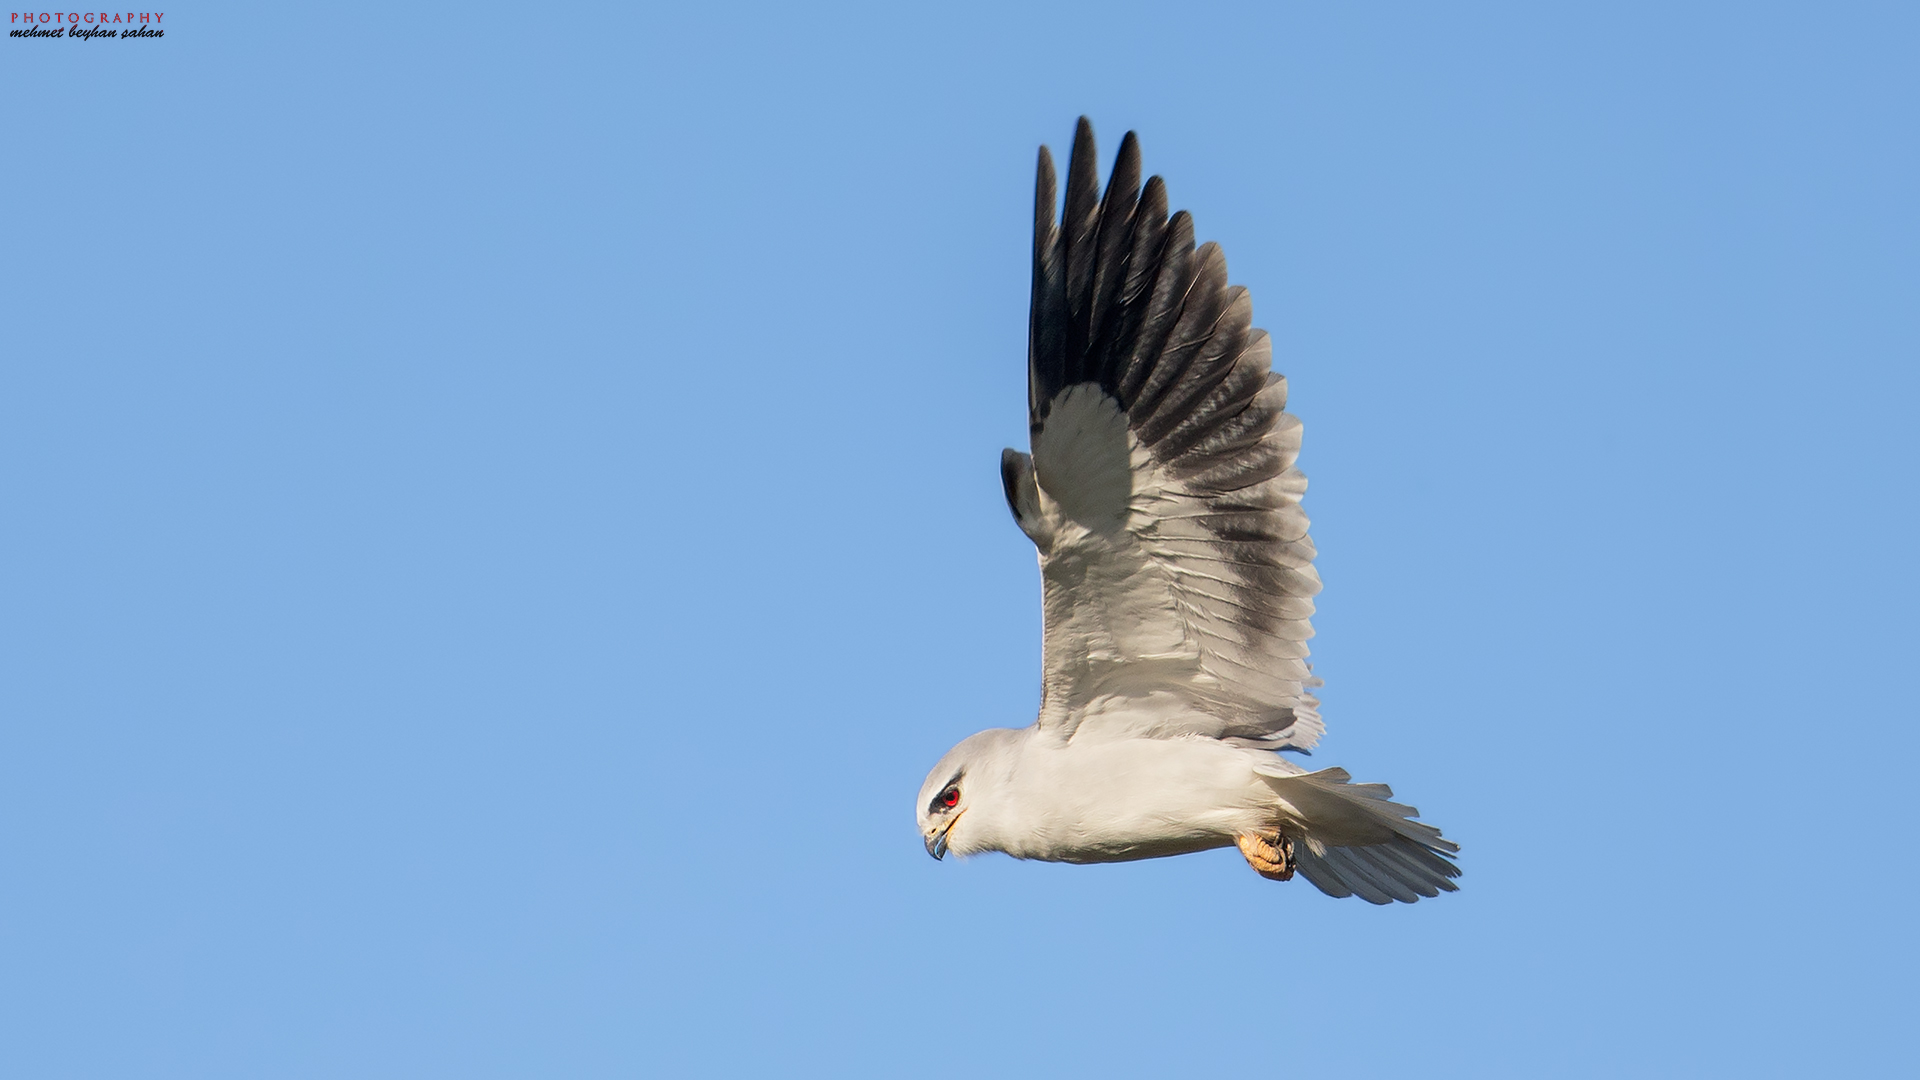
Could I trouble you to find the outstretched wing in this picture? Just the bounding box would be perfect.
[1004,119,1322,751]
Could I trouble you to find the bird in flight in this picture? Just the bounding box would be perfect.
[916,119,1459,903]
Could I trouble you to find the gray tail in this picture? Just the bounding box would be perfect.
[1256,765,1461,905]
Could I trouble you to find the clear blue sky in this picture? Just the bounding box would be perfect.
[4,2,1916,1076]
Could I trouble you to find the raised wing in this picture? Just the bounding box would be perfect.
[1005,119,1322,751]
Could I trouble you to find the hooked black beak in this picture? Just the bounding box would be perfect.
[925,813,959,860]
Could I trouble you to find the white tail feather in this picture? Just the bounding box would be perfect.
[1255,765,1461,905]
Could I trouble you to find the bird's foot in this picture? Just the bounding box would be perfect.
[1236,830,1294,881]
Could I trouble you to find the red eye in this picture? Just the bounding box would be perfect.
[941,787,960,808]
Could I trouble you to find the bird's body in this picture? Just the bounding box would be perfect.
[917,120,1459,903]
[924,727,1272,865]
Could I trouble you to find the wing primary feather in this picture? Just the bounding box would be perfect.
[1061,118,1102,390]
[1129,241,1227,429]
[1116,209,1194,403]
[1086,131,1142,395]
[1167,357,1283,465]
[1099,174,1169,403]
[1029,146,1064,434]
[1138,286,1254,449]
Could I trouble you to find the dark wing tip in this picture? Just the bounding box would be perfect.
[1140,174,1167,218]
[1064,120,1100,224]
[1065,120,1099,216]
[1103,132,1143,217]
[1035,121,1264,448]
[1034,145,1056,231]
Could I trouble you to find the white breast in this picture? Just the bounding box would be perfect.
[986,732,1274,864]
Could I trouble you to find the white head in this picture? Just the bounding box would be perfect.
[915,727,1025,860]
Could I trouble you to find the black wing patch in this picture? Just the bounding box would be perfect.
[1027,119,1281,501]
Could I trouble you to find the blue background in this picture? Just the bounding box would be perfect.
[5,2,1916,1076]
